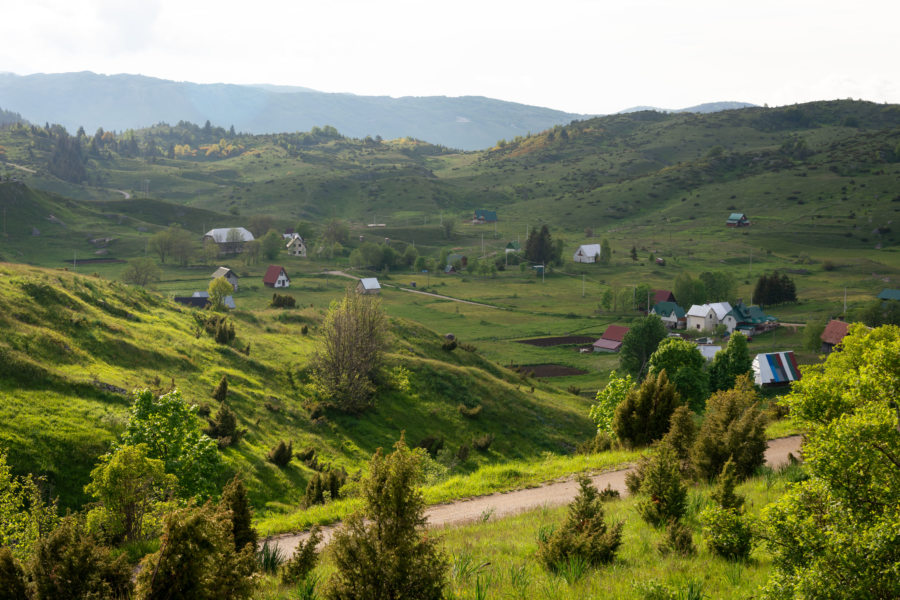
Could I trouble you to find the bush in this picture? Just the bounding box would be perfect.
[700,505,753,560]
[472,433,494,452]
[282,527,321,585]
[30,516,133,600]
[457,404,482,418]
[212,375,228,402]
[636,444,687,527]
[221,476,258,552]
[205,402,245,447]
[271,293,297,308]
[416,435,445,458]
[691,375,767,480]
[442,339,458,351]
[613,369,682,447]
[304,469,347,507]
[0,547,27,600]
[710,459,745,512]
[455,443,470,462]
[661,405,696,475]
[625,454,651,495]
[536,475,623,570]
[257,540,285,575]
[268,440,293,467]
[577,431,614,455]
[214,317,236,344]
[598,484,620,501]
[657,518,696,556]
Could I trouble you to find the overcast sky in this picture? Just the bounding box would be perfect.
[3,0,898,115]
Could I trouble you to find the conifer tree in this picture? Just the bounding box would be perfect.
[221,476,257,552]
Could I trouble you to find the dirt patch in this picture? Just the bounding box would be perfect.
[517,336,597,347]
[510,364,588,377]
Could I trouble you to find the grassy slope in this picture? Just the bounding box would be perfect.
[0,262,594,511]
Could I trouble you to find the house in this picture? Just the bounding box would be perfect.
[446,253,468,272]
[686,302,732,332]
[877,289,900,301]
[203,227,254,254]
[753,351,801,386]
[726,301,778,334]
[726,213,750,227]
[651,301,686,329]
[191,291,236,309]
[357,277,381,295]
[286,236,307,257]
[697,345,723,362]
[210,267,239,291]
[505,241,521,253]
[652,289,676,304]
[473,209,498,224]
[573,244,603,263]
[820,319,851,353]
[263,265,291,288]
[593,325,630,352]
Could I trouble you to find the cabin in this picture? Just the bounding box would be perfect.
[473,209,498,224]
[651,301,686,329]
[753,351,801,387]
[726,213,750,227]
[286,236,307,257]
[593,325,630,353]
[203,227,254,254]
[726,301,778,334]
[686,302,732,332]
[263,265,291,288]
[357,277,381,295]
[573,244,603,264]
[820,319,851,354]
[210,267,239,291]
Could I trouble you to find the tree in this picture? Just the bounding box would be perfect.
[699,271,736,302]
[149,229,175,263]
[225,228,245,255]
[84,444,175,542]
[708,332,753,392]
[0,450,58,560]
[169,226,195,266]
[119,389,223,500]
[630,245,638,261]
[220,476,257,553]
[212,375,228,403]
[673,272,707,308]
[636,443,687,526]
[600,239,611,265]
[0,547,27,600]
[753,272,797,306]
[326,438,447,600]
[323,219,349,246]
[202,237,220,264]
[613,369,682,447]
[242,239,260,265]
[135,502,256,600]
[619,314,668,379]
[525,225,555,265]
[691,375,767,480]
[247,215,275,238]
[208,276,233,311]
[441,219,455,239]
[312,289,388,413]
[589,371,634,437]
[121,257,161,287]
[261,229,283,260]
[760,325,900,599]
[649,338,709,411]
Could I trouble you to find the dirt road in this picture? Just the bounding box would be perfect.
[266,435,802,556]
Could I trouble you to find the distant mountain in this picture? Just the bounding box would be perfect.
[0,72,585,150]
[618,101,756,114]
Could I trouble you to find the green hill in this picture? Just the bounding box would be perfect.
[0,262,593,511]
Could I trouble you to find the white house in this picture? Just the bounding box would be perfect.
[286,236,307,257]
[263,265,291,288]
[210,266,239,291]
[686,302,733,332]
[573,244,603,263]
[357,278,381,295]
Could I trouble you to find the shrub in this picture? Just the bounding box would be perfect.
[268,440,293,467]
[212,375,228,402]
[304,469,347,507]
[590,371,634,437]
[205,402,245,447]
[657,518,696,556]
[221,476,258,552]
[325,438,447,600]
[416,435,445,458]
[442,339,458,351]
[613,369,682,447]
[457,404,482,418]
[625,454,651,495]
[257,540,285,574]
[282,527,321,585]
[271,293,297,308]
[214,318,236,344]
[30,516,133,600]
[710,459,745,512]
[0,547,27,600]
[598,484,620,501]
[296,446,317,466]
[577,431,614,455]
[455,443,470,462]
[700,505,753,560]
[691,375,767,480]
[636,444,688,527]
[536,475,623,570]
[472,433,495,452]
[661,405,697,475]
[301,324,309,335]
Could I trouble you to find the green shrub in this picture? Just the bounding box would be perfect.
[257,540,285,574]
[661,405,696,475]
[625,454,650,495]
[710,459,745,512]
[472,433,495,452]
[212,375,228,402]
[271,293,297,308]
[442,339,457,351]
[416,435,444,458]
[282,527,321,585]
[657,518,696,556]
[304,469,346,507]
[455,443,470,462]
[268,440,293,467]
[214,318,236,344]
[457,404,482,418]
[577,431,614,455]
[598,483,620,501]
[636,444,687,527]
[613,369,682,447]
[221,476,258,552]
[205,402,245,447]
[536,475,623,570]
[0,547,27,600]
[700,505,753,560]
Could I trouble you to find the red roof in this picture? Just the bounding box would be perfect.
[593,338,623,351]
[602,325,630,342]
[652,289,676,304]
[263,265,287,285]
[820,319,850,346]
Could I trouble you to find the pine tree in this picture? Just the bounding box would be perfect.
[221,476,258,552]
[212,375,228,403]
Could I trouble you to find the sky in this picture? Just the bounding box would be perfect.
[2,0,899,115]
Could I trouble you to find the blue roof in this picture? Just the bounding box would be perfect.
[877,289,900,301]
[475,209,498,222]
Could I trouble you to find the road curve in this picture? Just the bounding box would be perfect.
[265,435,803,556]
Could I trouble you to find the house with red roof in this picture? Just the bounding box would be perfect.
[652,289,676,305]
[263,265,291,288]
[820,319,851,354]
[593,324,630,352]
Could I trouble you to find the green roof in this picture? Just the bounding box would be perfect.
[727,212,746,222]
[653,301,685,319]
[877,289,900,301]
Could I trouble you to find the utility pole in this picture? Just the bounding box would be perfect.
[582,274,585,298]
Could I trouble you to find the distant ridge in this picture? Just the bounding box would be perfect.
[618,101,757,114]
[0,72,585,150]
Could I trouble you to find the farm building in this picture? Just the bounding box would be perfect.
[210,267,239,291]
[573,244,603,263]
[357,277,381,295]
[651,301,686,329]
[753,351,801,386]
[263,265,291,288]
[593,325,630,352]
[285,236,307,257]
[473,209,498,224]
[203,227,254,254]
[726,213,750,227]
[820,319,851,353]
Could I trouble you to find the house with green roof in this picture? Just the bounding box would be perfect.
[726,213,750,227]
[724,300,777,333]
[877,288,900,301]
[473,209,498,224]
[651,301,686,329]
